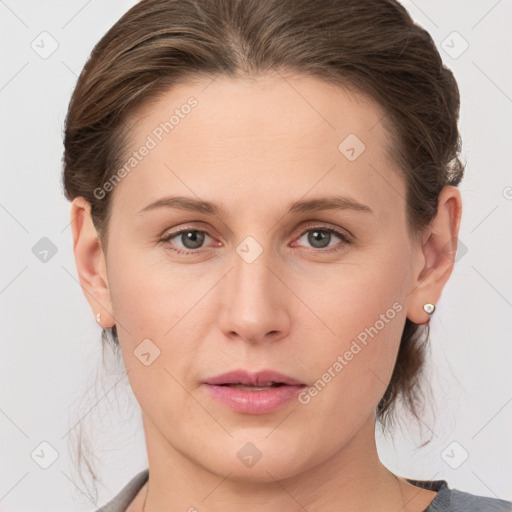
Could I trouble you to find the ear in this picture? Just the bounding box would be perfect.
[406,185,463,325]
[70,197,116,328]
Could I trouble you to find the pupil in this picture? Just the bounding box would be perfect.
[308,230,330,248]
[182,231,204,249]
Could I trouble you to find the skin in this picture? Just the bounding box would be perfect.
[71,72,462,511]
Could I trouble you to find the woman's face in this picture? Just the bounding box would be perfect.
[94,73,428,480]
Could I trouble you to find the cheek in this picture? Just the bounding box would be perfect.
[107,246,207,336]
[292,248,409,412]
[294,290,406,444]
[105,250,211,388]
[106,256,206,423]
[295,247,409,344]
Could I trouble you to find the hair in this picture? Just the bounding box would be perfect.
[61,0,464,503]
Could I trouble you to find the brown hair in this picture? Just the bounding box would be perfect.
[62,0,463,501]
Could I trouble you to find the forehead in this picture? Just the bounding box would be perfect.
[131,72,390,150]
[111,72,404,215]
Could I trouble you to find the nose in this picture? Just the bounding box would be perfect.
[217,245,291,345]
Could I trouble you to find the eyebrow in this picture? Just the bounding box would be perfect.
[137,194,373,216]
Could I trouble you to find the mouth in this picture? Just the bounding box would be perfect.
[202,369,306,414]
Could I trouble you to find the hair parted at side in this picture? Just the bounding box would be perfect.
[62,0,464,502]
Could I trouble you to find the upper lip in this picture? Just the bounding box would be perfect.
[203,369,305,386]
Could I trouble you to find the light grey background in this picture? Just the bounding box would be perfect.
[1,1,511,510]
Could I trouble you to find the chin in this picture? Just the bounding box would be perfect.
[189,435,315,483]
[211,458,305,484]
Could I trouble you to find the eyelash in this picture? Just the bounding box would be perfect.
[160,224,353,255]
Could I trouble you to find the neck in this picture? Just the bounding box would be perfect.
[139,413,418,512]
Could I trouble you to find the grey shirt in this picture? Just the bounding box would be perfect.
[95,469,512,512]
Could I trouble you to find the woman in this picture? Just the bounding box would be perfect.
[62,0,511,510]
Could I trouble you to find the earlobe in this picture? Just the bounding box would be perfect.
[70,197,116,328]
[406,185,463,325]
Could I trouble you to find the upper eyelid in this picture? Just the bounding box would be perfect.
[162,223,348,237]
[296,222,353,240]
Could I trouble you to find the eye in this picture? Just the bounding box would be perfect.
[292,225,352,252]
[160,224,352,256]
[161,228,214,254]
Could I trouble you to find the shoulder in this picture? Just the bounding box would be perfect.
[95,469,149,512]
[406,478,512,512]
[446,488,512,512]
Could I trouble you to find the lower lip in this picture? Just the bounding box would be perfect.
[203,384,306,414]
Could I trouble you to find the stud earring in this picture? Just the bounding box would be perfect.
[96,312,101,325]
[423,303,435,315]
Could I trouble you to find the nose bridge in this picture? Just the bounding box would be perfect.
[218,239,290,343]
[233,247,274,306]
